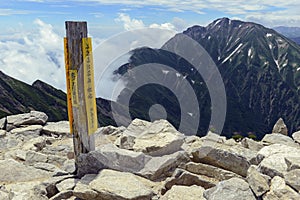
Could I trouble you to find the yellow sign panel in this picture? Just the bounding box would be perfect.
[69,69,79,107]
[82,37,98,135]
[64,38,73,134]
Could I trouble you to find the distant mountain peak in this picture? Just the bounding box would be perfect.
[113,17,300,138]
[211,17,231,25]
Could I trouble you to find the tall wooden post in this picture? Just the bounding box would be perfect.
[65,21,95,173]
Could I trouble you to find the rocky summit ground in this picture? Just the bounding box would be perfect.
[0,111,300,200]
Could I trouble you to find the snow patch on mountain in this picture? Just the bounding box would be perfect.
[214,19,221,26]
[269,44,273,49]
[248,48,252,57]
[274,59,279,69]
[162,70,169,75]
[283,59,288,67]
[222,43,243,64]
[266,33,273,38]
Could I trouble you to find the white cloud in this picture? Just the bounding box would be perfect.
[115,13,145,31]
[0,8,30,16]
[12,0,300,26]
[149,23,175,30]
[72,0,300,26]
[245,9,300,27]
[171,17,189,31]
[90,12,104,18]
[93,28,177,100]
[0,15,178,100]
[94,13,178,99]
[115,13,186,31]
[0,14,181,100]
[0,19,66,90]
[16,0,300,25]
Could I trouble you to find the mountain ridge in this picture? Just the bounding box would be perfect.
[0,70,67,121]
[0,70,114,127]
[112,17,300,139]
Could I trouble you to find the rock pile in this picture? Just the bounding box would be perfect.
[0,112,300,199]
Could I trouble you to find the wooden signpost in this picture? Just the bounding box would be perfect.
[64,21,97,172]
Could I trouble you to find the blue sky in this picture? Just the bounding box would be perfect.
[0,1,228,37]
[2,0,300,37]
[0,0,300,97]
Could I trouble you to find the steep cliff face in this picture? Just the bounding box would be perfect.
[0,70,113,126]
[0,71,67,121]
[113,18,300,139]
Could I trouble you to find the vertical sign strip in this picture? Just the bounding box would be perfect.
[82,37,98,135]
[64,38,73,134]
[69,69,79,107]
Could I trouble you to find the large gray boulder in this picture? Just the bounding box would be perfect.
[96,126,125,148]
[204,178,256,200]
[38,175,76,198]
[4,181,49,200]
[165,168,218,190]
[192,143,258,176]
[42,121,70,137]
[77,144,152,177]
[73,174,98,200]
[33,162,64,174]
[183,162,242,181]
[160,185,205,200]
[7,111,48,127]
[272,118,288,135]
[139,151,189,180]
[132,125,184,157]
[263,176,300,199]
[89,169,154,200]
[257,144,300,178]
[262,133,299,148]
[77,143,188,181]
[25,150,67,167]
[25,150,48,164]
[284,169,300,192]
[246,165,270,197]
[181,135,203,156]
[241,137,264,152]
[125,118,152,136]
[10,125,43,138]
[0,137,21,150]
[21,136,50,151]
[292,131,300,144]
[56,178,77,192]
[0,159,51,183]
[117,119,185,156]
[202,131,227,144]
